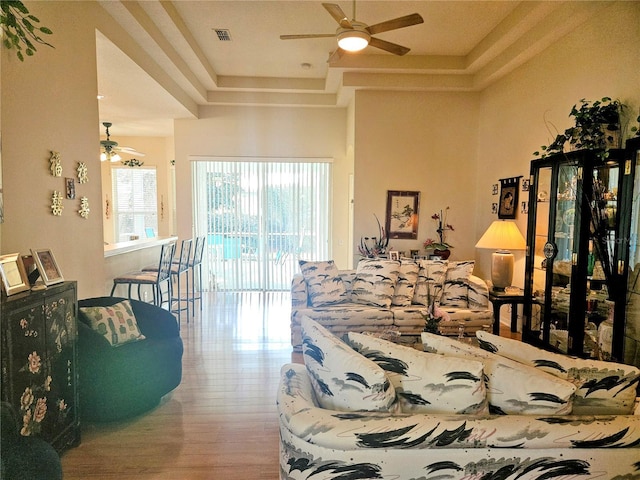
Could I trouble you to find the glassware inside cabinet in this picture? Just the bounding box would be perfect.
[583,163,620,358]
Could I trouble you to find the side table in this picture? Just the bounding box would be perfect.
[488,289,528,335]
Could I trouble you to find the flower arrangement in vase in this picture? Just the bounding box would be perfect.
[358,215,390,258]
[423,207,454,259]
[421,281,450,334]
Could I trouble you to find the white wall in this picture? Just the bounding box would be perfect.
[174,105,352,268]
[353,90,480,264]
[3,1,638,298]
[1,1,106,298]
[475,1,640,285]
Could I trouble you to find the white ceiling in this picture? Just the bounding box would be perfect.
[95,1,607,137]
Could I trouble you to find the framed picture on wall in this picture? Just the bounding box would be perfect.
[498,177,520,219]
[31,248,64,286]
[385,190,420,239]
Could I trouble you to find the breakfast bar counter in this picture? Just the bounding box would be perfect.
[103,236,177,295]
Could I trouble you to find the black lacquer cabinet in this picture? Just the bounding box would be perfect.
[1,281,80,453]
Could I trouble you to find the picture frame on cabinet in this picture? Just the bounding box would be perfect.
[0,253,30,296]
[31,248,64,286]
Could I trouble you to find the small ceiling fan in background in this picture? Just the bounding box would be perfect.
[100,122,145,162]
[280,1,424,61]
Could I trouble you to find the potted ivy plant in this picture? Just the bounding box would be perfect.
[533,97,626,160]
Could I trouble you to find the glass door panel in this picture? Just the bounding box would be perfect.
[548,163,579,353]
[530,166,552,341]
[584,164,620,357]
[625,141,640,366]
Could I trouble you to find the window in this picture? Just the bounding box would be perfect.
[112,167,157,242]
[192,159,331,291]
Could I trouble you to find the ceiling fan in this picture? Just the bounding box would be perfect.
[100,122,145,162]
[280,2,424,61]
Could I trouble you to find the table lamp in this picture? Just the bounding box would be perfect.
[475,220,526,291]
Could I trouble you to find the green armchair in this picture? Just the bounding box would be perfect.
[77,297,183,422]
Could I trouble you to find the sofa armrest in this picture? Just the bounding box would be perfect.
[291,274,309,308]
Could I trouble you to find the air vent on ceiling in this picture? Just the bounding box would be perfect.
[214,29,232,41]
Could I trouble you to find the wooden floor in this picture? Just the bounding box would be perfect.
[61,292,521,479]
[61,291,294,479]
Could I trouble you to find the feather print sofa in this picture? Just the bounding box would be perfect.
[290,259,493,351]
[278,317,640,480]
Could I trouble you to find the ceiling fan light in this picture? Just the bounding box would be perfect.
[100,152,107,162]
[111,153,121,163]
[337,30,369,52]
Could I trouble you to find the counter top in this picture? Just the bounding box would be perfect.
[104,236,178,258]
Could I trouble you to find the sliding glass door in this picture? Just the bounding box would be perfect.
[192,158,331,291]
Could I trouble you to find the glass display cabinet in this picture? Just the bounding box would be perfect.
[523,142,637,363]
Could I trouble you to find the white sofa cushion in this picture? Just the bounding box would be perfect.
[391,259,419,306]
[476,331,640,415]
[412,259,448,306]
[351,259,400,308]
[440,261,475,307]
[421,332,576,415]
[301,316,397,412]
[293,304,394,327]
[348,332,488,414]
[299,260,349,307]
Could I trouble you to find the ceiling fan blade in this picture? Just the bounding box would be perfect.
[367,13,424,35]
[327,48,345,63]
[117,147,146,157]
[322,3,352,28]
[368,37,410,56]
[280,33,335,40]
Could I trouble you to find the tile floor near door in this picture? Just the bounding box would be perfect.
[62,291,293,480]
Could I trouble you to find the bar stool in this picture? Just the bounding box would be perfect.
[144,238,192,324]
[188,236,206,315]
[110,242,175,308]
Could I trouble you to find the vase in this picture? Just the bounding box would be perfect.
[433,248,451,260]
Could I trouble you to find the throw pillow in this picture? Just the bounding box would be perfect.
[301,316,397,412]
[351,259,400,308]
[440,261,475,307]
[79,300,145,347]
[391,259,419,306]
[412,259,448,306]
[348,332,487,414]
[476,331,640,415]
[421,332,576,415]
[299,260,349,307]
